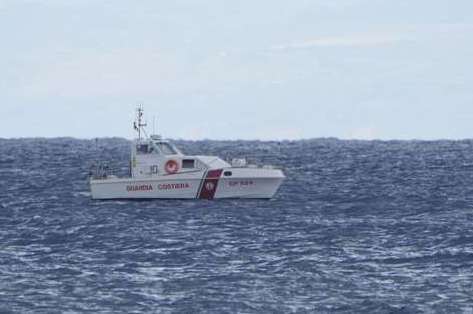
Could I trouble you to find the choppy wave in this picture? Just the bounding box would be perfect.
[1,138,473,313]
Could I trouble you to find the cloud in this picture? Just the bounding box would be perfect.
[18,48,187,98]
[5,0,98,6]
[270,23,473,52]
[271,33,405,51]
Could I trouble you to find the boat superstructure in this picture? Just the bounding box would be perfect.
[89,107,285,200]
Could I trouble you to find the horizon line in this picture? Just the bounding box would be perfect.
[1,136,473,142]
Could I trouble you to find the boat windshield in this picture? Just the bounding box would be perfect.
[156,142,179,155]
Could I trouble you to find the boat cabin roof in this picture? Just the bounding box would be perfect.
[134,135,183,156]
[132,136,231,168]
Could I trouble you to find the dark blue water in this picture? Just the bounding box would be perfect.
[1,138,473,313]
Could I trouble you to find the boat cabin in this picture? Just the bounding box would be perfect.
[131,135,230,178]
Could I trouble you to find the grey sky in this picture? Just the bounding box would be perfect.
[1,0,472,140]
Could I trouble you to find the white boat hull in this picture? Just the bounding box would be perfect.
[90,168,285,200]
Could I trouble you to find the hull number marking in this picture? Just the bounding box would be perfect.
[229,180,254,187]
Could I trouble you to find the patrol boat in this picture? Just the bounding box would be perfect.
[89,107,285,200]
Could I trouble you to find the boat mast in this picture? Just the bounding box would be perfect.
[134,105,147,140]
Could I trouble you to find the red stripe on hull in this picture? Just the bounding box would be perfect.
[198,169,223,200]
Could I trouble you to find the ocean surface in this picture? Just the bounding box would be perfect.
[1,138,472,313]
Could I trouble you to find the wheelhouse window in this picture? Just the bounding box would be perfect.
[182,159,195,169]
[157,143,178,155]
[136,144,149,154]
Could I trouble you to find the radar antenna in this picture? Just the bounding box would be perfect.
[134,105,148,140]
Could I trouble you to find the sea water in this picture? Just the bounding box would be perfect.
[0,138,472,313]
